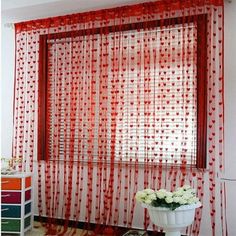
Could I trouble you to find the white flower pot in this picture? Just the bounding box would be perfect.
[142,202,201,236]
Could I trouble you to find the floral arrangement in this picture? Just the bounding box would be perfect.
[135,185,200,210]
[1,157,22,174]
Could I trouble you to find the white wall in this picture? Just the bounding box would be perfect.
[222,1,236,235]
[1,17,15,158]
[1,1,236,235]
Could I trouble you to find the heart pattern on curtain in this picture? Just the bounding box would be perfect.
[13,0,226,235]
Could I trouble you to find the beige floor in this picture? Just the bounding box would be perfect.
[25,221,92,236]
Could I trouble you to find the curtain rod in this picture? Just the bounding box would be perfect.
[3,1,232,28]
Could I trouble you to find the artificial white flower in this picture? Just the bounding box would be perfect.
[182,193,193,200]
[156,191,166,199]
[187,197,196,205]
[173,196,181,203]
[144,198,152,205]
[148,193,157,201]
[173,189,184,197]
[165,196,173,204]
[135,191,147,202]
[165,191,173,198]
[179,198,187,205]
[192,197,200,203]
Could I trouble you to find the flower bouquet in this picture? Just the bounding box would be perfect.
[135,185,200,210]
[1,157,22,174]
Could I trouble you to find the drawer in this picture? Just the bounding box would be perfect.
[1,191,21,204]
[1,219,20,232]
[25,202,31,215]
[1,190,31,204]
[26,176,32,188]
[24,215,31,228]
[1,205,21,218]
[1,178,21,190]
[1,203,31,218]
[25,189,31,201]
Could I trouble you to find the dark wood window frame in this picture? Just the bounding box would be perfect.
[38,14,207,168]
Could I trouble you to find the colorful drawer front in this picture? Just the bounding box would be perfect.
[25,189,31,201]
[1,178,21,190]
[26,176,32,188]
[1,219,20,232]
[1,205,21,218]
[1,190,31,204]
[24,215,31,228]
[1,191,21,204]
[25,202,31,215]
[1,203,31,218]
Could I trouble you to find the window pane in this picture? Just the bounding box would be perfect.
[46,22,197,165]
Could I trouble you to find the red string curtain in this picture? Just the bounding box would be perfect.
[13,0,226,235]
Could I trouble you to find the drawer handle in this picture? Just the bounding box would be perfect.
[2,194,11,197]
[1,221,9,224]
[1,208,9,212]
[2,181,10,184]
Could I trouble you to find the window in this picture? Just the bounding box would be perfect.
[38,15,207,168]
